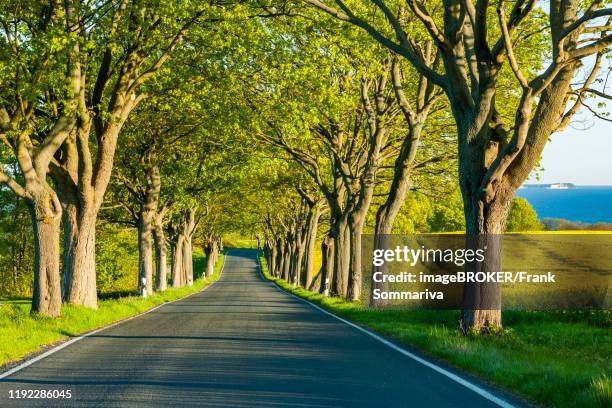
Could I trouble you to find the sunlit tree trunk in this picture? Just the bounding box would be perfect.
[170,225,185,288]
[136,163,161,295]
[331,214,350,297]
[319,235,334,295]
[303,207,322,289]
[204,238,218,278]
[153,210,168,291]
[275,238,284,278]
[27,189,63,317]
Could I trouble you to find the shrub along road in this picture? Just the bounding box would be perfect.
[0,250,520,407]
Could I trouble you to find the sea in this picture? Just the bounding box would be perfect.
[515,185,612,224]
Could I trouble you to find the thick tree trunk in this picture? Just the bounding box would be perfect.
[138,164,161,294]
[268,240,277,277]
[61,206,98,308]
[182,237,193,286]
[153,212,168,291]
[171,233,185,287]
[331,215,350,297]
[303,208,321,289]
[347,216,366,301]
[204,239,217,278]
[137,210,154,295]
[282,240,291,282]
[293,241,305,287]
[28,192,62,317]
[370,230,391,307]
[370,189,410,306]
[54,153,98,309]
[460,191,511,332]
[319,235,334,295]
[288,235,297,284]
[346,180,377,301]
[182,208,196,285]
[276,238,284,278]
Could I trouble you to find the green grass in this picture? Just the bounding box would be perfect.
[0,252,224,368]
[259,255,611,408]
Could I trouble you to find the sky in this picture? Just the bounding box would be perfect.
[526,115,612,186]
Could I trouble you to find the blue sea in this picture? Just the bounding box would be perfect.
[515,186,612,223]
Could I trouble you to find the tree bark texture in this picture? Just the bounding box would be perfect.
[27,190,63,317]
[303,207,322,289]
[153,211,168,291]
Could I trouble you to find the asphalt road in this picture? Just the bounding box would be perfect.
[0,249,518,407]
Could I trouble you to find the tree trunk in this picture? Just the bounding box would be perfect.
[138,163,161,294]
[370,232,391,307]
[171,232,185,287]
[460,191,511,332]
[276,238,284,278]
[370,187,411,306]
[282,240,291,282]
[293,241,305,287]
[331,215,350,297]
[319,235,334,295]
[303,207,321,289]
[61,206,98,308]
[137,210,154,295]
[153,212,168,291]
[181,208,196,285]
[268,239,277,277]
[204,239,217,278]
[27,191,62,317]
[347,215,366,301]
[54,148,98,309]
[182,236,193,286]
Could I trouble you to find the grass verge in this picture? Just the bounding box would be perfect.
[259,255,611,408]
[0,252,224,368]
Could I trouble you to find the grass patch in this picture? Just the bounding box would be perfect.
[259,255,611,408]
[0,252,224,368]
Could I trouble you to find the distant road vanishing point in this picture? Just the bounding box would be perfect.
[0,250,522,408]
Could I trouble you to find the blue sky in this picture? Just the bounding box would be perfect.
[528,116,612,185]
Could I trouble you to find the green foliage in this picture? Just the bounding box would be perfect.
[428,191,466,233]
[390,195,433,234]
[0,188,33,298]
[506,198,543,232]
[95,226,140,294]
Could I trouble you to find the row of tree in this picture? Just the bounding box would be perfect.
[255,0,611,332]
[1,1,610,335]
[0,0,265,315]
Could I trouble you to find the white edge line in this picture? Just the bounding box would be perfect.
[0,251,228,380]
[254,253,515,408]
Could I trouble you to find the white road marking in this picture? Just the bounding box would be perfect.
[254,253,516,408]
[0,253,227,380]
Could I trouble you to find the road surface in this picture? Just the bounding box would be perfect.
[0,249,519,407]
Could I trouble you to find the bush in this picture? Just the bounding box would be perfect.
[506,197,543,232]
[428,192,465,232]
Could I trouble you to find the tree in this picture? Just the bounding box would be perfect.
[428,191,465,232]
[49,0,209,309]
[506,197,542,232]
[0,1,83,315]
